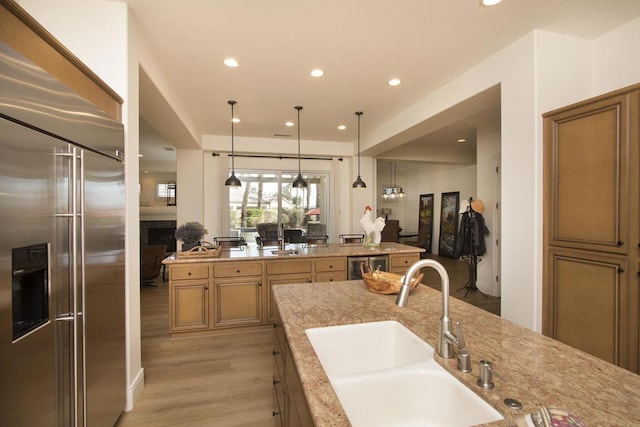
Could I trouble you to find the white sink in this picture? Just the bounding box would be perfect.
[305,321,504,427]
[305,320,433,376]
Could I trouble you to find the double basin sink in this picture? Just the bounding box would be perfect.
[305,320,504,426]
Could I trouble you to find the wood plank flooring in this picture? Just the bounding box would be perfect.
[115,255,500,426]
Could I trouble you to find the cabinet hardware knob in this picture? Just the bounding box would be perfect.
[273,379,281,385]
[637,271,640,277]
[329,278,333,282]
[329,265,333,269]
[618,267,624,273]
[188,272,191,276]
[272,349,280,355]
[272,411,280,417]
[273,323,280,328]
[236,269,240,273]
[617,241,624,246]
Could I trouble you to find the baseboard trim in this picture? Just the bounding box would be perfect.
[125,367,145,412]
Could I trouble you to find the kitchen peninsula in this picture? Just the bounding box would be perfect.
[163,242,423,337]
[272,280,640,426]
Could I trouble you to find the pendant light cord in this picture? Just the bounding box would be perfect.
[356,112,362,175]
[296,106,302,175]
[229,100,236,173]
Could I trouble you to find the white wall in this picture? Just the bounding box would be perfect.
[592,16,640,96]
[476,119,501,296]
[176,149,205,228]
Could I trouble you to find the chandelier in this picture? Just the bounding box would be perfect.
[382,162,405,200]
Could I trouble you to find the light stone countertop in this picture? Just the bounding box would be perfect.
[163,242,423,264]
[272,280,640,426]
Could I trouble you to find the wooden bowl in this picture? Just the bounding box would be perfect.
[360,263,423,295]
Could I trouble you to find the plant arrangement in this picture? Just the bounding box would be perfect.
[174,221,207,244]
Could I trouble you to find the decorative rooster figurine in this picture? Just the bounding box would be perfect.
[359,205,386,246]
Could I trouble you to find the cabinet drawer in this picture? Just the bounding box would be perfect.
[316,271,347,283]
[267,260,312,275]
[315,257,346,272]
[214,262,262,278]
[170,265,210,281]
[390,254,420,269]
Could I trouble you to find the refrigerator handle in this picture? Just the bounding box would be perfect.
[55,313,74,322]
[78,149,88,427]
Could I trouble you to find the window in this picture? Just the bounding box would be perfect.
[228,171,328,243]
[156,182,169,199]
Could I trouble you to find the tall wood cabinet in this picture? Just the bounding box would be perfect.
[543,83,640,373]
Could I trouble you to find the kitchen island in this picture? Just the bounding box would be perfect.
[272,280,640,426]
[163,242,423,337]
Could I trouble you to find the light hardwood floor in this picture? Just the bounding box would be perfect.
[115,255,500,426]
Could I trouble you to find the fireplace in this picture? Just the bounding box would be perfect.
[140,220,177,253]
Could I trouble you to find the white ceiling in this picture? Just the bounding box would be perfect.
[127,0,640,165]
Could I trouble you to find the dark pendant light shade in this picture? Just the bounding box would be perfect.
[352,111,367,188]
[225,100,241,187]
[293,105,308,188]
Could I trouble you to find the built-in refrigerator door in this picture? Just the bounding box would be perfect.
[1,41,125,427]
[81,148,125,427]
[0,116,70,427]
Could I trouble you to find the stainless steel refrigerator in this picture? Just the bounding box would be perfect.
[0,42,125,426]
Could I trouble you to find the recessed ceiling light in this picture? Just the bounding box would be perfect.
[138,154,143,158]
[457,138,467,143]
[388,78,402,87]
[310,69,324,77]
[481,0,502,6]
[143,170,149,174]
[285,121,294,127]
[231,118,240,123]
[338,125,346,130]
[223,58,239,67]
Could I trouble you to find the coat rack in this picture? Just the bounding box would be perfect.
[454,197,488,298]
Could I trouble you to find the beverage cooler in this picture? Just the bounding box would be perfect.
[347,255,389,280]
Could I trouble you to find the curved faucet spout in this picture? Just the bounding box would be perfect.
[395,259,458,359]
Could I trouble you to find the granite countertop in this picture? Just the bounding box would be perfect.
[163,242,423,264]
[272,281,640,426]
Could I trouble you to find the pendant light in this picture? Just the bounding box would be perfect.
[224,100,241,187]
[352,111,367,188]
[382,162,405,200]
[292,105,308,188]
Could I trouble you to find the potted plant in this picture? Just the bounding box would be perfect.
[175,221,208,251]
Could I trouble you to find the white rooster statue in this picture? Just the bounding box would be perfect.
[359,205,386,246]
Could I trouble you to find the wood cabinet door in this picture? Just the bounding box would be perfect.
[214,277,263,328]
[170,281,209,332]
[544,249,630,368]
[266,274,312,323]
[543,92,632,255]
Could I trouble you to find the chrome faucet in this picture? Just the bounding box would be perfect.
[395,259,465,359]
[279,223,286,250]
